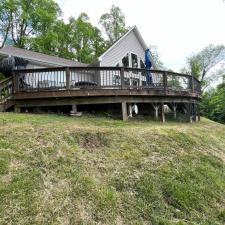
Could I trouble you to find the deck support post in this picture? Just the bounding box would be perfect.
[128,103,132,118]
[70,104,83,116]
[122,101,128,121]
[71,104,77,114]
[36,107,41,113]
[160,103,165,123]
[172,103,177,119]
[197,103,201,122]
[192,103,197,122]
[152,103,159,120]
[14,106,21,113]
[185,103,192,123]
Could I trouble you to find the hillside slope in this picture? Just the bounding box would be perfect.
[0,113,225,225]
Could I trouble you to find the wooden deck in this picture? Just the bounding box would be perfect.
[0,67,201,121]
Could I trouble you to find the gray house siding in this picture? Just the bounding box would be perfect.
[99,30,145,67]
[99,30,147,87]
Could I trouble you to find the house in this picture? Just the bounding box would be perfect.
[0,26,156,88]
[1,27,154,74]
[92,26,157,87]
[0,26,153,70]
[0,26,201,121]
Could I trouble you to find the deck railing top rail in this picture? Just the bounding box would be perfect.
[13,67,201,96]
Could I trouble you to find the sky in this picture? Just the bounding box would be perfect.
[59,0,225,71]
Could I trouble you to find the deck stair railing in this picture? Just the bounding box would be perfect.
[0,76,13,111]
[13,67,201,94]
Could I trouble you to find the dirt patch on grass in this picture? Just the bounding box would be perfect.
[68,130,111,150]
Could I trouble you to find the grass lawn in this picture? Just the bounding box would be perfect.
[0,113,225,225]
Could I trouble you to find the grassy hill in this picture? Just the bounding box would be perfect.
[0,113,225,225]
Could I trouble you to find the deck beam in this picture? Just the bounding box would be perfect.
[14,96,198,108]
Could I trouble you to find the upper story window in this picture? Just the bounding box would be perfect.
[122,54,129,67]
[131,53,138,68]
[140,59,145,69]
[119,53,144,69]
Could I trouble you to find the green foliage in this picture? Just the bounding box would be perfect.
[99,5,128,44]
[149,45,165,69]
[0,0,11,48]
[0,0,60,48]
[182,44,225,90]
[68,13,107,63]
[1,2,126,64]
[0,3,128,64]
[20,11,107,64]
[201,78,225,123]
[30,20,75,59]
[0,72,6,80]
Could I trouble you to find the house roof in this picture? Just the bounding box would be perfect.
[98,26,148,61]
[0,45,87,67]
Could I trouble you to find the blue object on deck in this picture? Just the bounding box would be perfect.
[145,48,152,85]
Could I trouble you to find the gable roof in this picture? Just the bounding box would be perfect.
[0,45,87,67]
[98,26,148,61]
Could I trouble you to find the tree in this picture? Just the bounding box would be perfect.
[201,77,225,123]
[30,20,75,59]
[99,5,128,44]
[30,13,107,64]
[0,0,60,48]
[69,13,107,63]
[0,0,12,48]
[182,44,225,90]
[91,27,107,59]
[149,45,165,69]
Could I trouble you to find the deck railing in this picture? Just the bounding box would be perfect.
[13,67,201,94]
[0,77,13,103]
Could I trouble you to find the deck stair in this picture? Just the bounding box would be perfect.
[0,77,14,112]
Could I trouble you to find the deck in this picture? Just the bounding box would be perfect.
[0,67,201,121]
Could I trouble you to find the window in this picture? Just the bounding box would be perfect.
[131,53,138,68]
[140,59,145,76]
[140,59,145,69]
[122,54,129,67]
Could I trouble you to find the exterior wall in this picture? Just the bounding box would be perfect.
[99,30,148,87]
[100,30,145,67]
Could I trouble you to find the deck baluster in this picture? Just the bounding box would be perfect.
[163,71,168,93]
[120,67,125,89]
